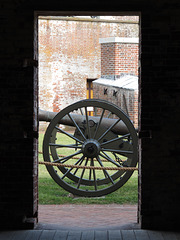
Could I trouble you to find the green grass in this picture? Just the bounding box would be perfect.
[38,132,138,205]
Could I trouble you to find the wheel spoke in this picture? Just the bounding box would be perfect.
[107,112,112,118]
[96,156,108,179]
[61,155,85,179]
[100,133,131,147]
[52,150,82,163]
[49,143,82,149]
[94,106,97,116]
[73,156,85,175]
[85,107,91,139]
[96,156,115,185]
[68,113,86,140]
[98,118,121,142]
[80,108,84,115]
[93,108,105,139]
[55,126,83,144]
[77,157,89,189]
[100,151,122,167]
[90,159,97,191]
[102,148,133,157]
[92,168,97,191]
[89,160,92,180]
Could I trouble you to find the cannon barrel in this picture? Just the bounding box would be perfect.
[39,109,57,122]
[39,108,130,135]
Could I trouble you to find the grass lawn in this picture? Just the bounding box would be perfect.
[38,132,138,205]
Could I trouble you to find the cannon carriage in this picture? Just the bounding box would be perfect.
[39,99,138,197]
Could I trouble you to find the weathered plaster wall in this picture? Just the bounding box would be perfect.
[38,17,139,112]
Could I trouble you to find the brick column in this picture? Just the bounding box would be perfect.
[99,37,139,78]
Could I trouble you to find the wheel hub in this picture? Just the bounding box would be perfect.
[82,139,100,158]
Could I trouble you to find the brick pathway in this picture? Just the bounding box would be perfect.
[37,204,139,230]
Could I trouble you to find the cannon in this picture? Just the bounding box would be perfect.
[39,99,138,197]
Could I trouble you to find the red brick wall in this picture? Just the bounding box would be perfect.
[101,40,139,77]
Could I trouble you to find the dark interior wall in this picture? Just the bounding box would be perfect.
[0,1,38,229]
[139,4,180,230]
[0,0,180,230]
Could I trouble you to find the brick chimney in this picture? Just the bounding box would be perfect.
[99,37,139,79]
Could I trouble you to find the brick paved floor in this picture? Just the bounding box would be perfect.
[37,204,139,230]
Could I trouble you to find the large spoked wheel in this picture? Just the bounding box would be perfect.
[43,99,138,197]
